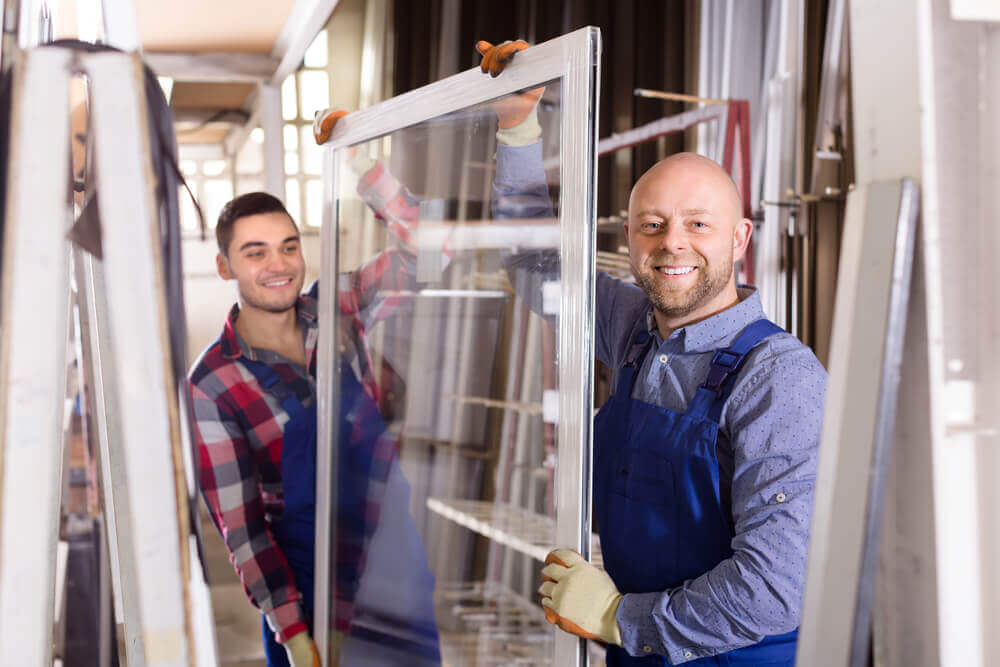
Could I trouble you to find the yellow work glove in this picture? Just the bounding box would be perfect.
[538,548,624,646]
[283,631,321,667]
[313,108,348,145]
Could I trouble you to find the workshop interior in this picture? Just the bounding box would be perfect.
[0,0,996,666]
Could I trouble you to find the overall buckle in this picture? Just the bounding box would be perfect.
[702,349,742,395]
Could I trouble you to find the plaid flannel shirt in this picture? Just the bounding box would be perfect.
[188,160,421,643]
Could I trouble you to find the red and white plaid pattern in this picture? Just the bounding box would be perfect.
[188,162,426,643]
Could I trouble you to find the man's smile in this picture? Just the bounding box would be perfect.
[656,265,696,277]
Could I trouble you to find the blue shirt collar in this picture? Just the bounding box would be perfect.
[646,286,766,353]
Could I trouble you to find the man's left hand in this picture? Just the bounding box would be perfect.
[538,549,624,646]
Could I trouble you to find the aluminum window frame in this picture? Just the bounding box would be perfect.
[314,26,601,666]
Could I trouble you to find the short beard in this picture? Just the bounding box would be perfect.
[239,287,300,315]
[632,254,733,320]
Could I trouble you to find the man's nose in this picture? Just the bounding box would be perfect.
[659,222,687,253]
[265,251,291,272]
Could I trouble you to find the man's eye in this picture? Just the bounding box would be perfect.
[691,221,708,229]
[641,222,661,232]
[283,245,299,253]
[247,252,264,259]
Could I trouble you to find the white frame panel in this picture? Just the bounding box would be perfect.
[88,50,195,667]
[0,45,73,666]
[77,249,147,667]
[803,1,1000,664]
[0,44,219,667]
[315,26,601,666]
[796,179,918,667]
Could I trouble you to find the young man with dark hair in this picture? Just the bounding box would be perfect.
[191,192,320,666]
[189,152,441,665]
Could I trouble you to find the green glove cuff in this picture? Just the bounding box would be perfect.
[348,149,376,175]
[497,105,542,147]
[283,631,317,667]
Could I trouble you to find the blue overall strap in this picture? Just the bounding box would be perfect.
[240,357,309,423]
[687,319,785,423]
[615,327,655,395]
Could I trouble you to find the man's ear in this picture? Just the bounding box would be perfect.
[622,218,630,243]
[216,252,233,280]
[733,217,753,261]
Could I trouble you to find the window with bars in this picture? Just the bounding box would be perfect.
[178,29,332,233]
[178,158,233,233]
[282,29,330,229]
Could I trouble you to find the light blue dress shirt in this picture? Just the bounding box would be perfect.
[495,141,828,664]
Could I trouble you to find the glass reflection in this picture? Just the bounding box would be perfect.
[325,83,580,666]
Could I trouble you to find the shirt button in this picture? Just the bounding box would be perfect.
[658,354,669,364]
[776,493,787,503]
[642,646,653,653]
[684,650,693,658]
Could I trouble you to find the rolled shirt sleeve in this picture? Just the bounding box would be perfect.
[616,348,826,663]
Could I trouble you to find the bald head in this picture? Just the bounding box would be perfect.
[629,152,743,225]
[623,152,753,335]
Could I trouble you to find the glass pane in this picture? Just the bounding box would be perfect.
[284,123,299,150]
[179,159,197,177]
[305,179,322,228]
[325,82,583,666]
[298,70,330,121]
[301,125,322,175]
[282,76,298,121]
[285,179,301,223]
[285,151,299,175]
[202,179,234,228]
[303,29,328,68]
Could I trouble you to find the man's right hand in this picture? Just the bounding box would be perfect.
[284,632,321,667]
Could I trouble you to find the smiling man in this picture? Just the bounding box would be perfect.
[479,39,828,666]
[625,153,751,334]
[542,155,826,666]
[188,187,442,667]
[540,155,825,666]
[189,193,322,667]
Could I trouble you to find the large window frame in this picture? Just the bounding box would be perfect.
[314,27,601,666]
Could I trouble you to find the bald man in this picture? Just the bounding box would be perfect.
[479,42,826,667]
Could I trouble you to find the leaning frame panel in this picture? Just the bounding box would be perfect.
[0,45,218,667]
[315,27,601,666]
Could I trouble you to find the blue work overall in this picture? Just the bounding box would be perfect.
[594,319,798,666]
[245,359,440,666]
[240,358,319,667]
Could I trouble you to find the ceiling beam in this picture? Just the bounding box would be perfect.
[178,144,226,161]
[146,52,280,82]
[172,108,251,125]
[269,0,341,84]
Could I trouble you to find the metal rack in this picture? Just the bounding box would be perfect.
[435,582,607,666]
[426,498,604,569]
